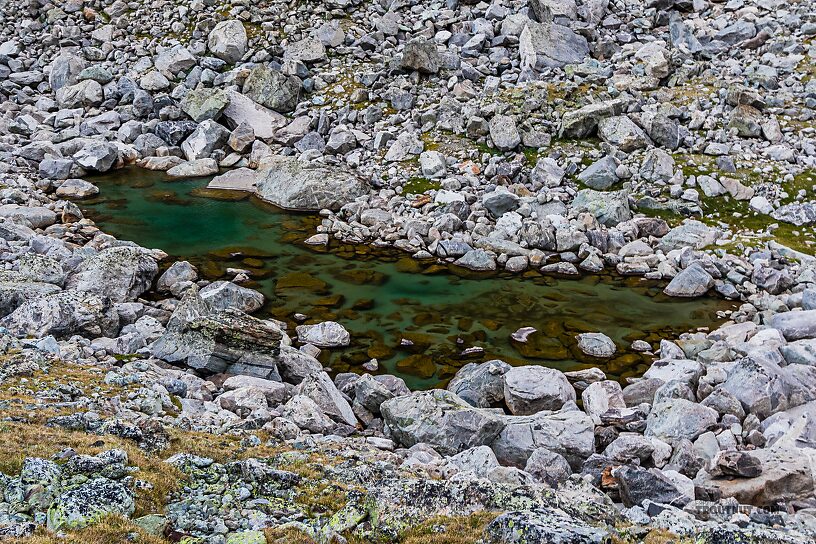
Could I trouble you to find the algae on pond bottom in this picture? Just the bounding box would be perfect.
[81,168,734,389]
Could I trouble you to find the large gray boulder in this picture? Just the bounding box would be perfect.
[663,263,714,298]
[519,21,589,69]
[503,366,576,415]
[208,20,247,64]
[181,88,230,123]
[154,45,197,74]
[295,371,357,427]
[254,156,368,211]
[0,278,62,317]
[66,246,158,303]
[148,286,283,378]
[49,53,85,91]
[0,291,118,339]
[0,205,57,229]
[295,321,350,347]
[489,115,521,150]
[222,91,286,140]
[769,310,816,341]
[56,80,103,108]
[381,390,506,455]
[559,97,631,138]
[447,360,511,408]
[181,120,230,161]
[571,189,631,226]
[47,479,134,531]
[399,38,440,73]
[597,116,650,152]
[645,398,718,444]
[73,141,118,173]
[490,408,595,469]
[199,281,264,313]
[242,64,302,113]
[577,156,619,190]
[717,357,790,419]
[658,221,719,251]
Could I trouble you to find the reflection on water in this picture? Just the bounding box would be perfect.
[81,168,734,389]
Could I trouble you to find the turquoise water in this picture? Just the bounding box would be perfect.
[81,168,732,388]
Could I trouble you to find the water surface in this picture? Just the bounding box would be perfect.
[82,169,733,388]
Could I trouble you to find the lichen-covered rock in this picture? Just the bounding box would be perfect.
[483,508,611,544]
[46,478,134,531]
[149,285,283,377]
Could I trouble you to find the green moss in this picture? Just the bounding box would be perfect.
[403,177,441,195]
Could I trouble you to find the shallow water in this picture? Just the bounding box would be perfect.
[82,168,733,389]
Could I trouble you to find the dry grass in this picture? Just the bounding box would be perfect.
[6,515,167,544]
[0,422,181,518]
[400,513,498,544]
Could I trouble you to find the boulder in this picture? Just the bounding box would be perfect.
[1,291,118,339]
[154,45,196,74]
[208,20,247,63]
[572,189,631,226]
[200,281,264,313]
[559,97,630,138]
[148,286,283,378]
[166,159,219,179]
[56,179,99,199]
[0,279,62,317]
[490,408,595,469]
[615,465,692,508]
[157,261,197,292]
[295,321,350,347]
[381,390,505,455]
[181,88,230,123]
[447,360,511,408]
[503,366,576,415]
[254,156,368,211]
[0,205,57,229]
[769,310,816,341]
[597,116,650,152]
[296,371,357,426]
[489,115,521,151]
[73,141,118,172]
[519,21,589,69]
[645,399,718,444]
[524,447,572,487]
[222,91,286,140]
[67,246,158,303]
[663,263,714,298]
[284,37,327,63]
[697,447,815,507]
[399,38,440,73]
[181,120,230,161]
[576,333,616,358]
[242,64,302,113]
[47,479,134,531]
[577,156,619,190]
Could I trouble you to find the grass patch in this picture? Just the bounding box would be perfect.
[400,513,499,544]
[403,177,441,195]
[0,422,182,518]
[6,515,166,544]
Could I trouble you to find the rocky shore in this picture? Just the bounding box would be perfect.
[1,0,816,541]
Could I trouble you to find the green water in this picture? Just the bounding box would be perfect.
[81,168,733,388]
